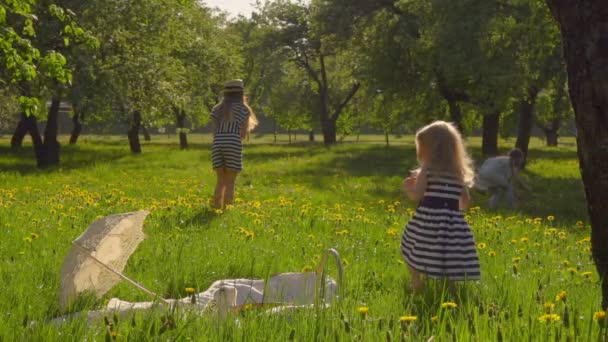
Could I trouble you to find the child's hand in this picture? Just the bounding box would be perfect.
[402,176,417,193]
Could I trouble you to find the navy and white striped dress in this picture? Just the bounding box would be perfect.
[210,103,250,171]
[400,169,480,280]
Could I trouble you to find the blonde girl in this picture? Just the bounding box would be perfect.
[400,121,480,292]
[210,79,258,209]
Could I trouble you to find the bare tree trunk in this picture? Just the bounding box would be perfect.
[482,112,500,156]
[38,96,61,168]
[11,113,29,149]
[308,130,314,141]
[69,111,82,145]
[547,0,608,309]
[128,111,142,154]
[515,89,538,168]
[175,108,188,149]
[141,125,151,141]
[542,118,560,146]
[321,118,337,145]
[446,98,464,133]
[384,131,389,147]
[11,113,44,160]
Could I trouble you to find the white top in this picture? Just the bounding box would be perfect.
[475,156,512,190]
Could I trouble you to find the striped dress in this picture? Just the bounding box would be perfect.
[400,169,481,280]
[210,103,250,171]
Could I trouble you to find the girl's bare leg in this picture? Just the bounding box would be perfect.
[213,168,226,209]
[408,265,424,292]
[223,169,238,206]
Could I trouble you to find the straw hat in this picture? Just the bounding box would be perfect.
[223,79,244,93]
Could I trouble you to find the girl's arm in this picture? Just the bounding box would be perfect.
[402,169,427,201]
[459,187,471,210]
[240,118,249,140]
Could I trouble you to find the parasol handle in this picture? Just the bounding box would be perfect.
[75,243,171,305]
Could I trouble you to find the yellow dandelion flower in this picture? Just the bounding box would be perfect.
[386,228,399,236]
[23,237,32,243]
[477,242,487,249]
[253,218,262,224]
[543,302,555,313]
[538,314,560,323]
[575,220,584,227]
[512,257,522,263]
[567,268,577,275]
[301,265,313,272]
[547,215,555,221]
[431,315,439,323]
[185,287,195,294]
[520,237,529,243]
[488,251,497,257]
[555,291,567,302]
[357,306,369,316]
[510,239,518,244]
[561,260,570,267]
[30,232,39,239]
[214,209,223,214]
[441,302,457,309]
[399,315,417,323]
[581,271,593,278]
[593,310,606,321]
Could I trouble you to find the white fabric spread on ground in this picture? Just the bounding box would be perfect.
[53,273,338,324]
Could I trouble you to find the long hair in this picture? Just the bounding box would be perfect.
[215,92,258,132]
[415,121,474,187]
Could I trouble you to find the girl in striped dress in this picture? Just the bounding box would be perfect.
[401,121,480,292]
[210,79,258,209]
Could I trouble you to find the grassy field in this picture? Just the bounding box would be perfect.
[0,134,605,341]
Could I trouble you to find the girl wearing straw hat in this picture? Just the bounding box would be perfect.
[210,79,258,209]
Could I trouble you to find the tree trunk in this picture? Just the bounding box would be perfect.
[384,131,390,147]
[11,113,44,159]
[175,108,188,149]
[321,119,337,145]
[11,113,29,149]
[38,96,61,168]
[515,90,538,168]
[544,129,558,146]
[309,130,314,141]
[288,129,292,144]
[547,0,608,309]
[128,111,142,154]
[69,111,82,145]
[141,125,151,141]
[446,98,464,133]
[543,118,560,146]
[482,112,500,156]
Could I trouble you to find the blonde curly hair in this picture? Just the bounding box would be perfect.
[415,121,474,187]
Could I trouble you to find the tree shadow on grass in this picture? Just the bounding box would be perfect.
[0,144,129,175]
[258,143,586,226]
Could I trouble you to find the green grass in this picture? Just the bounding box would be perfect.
[0,134,605,341]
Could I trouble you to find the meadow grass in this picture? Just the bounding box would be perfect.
[0,134,605,341]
